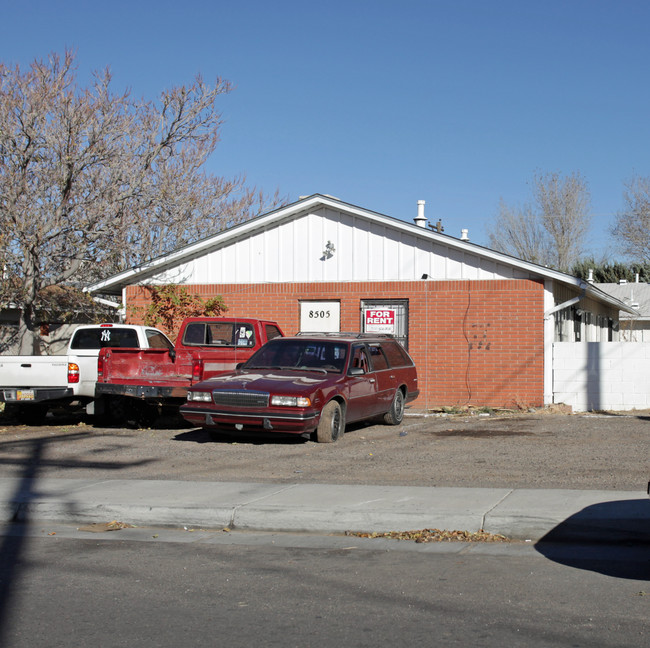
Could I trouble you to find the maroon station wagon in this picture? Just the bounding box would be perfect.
[180,334,419,443]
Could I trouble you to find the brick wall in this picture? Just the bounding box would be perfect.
[126,279,545,410]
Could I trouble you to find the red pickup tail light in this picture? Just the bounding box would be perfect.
[97,356,104,378]
[68,362,80,384]
[192,358,204,383]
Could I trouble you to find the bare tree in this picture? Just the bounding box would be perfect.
[612,176,650,263]
[0,50,283,353]
[488,171,592,271]
[488,198,551,265]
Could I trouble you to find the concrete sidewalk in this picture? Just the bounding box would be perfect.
[0,478,648,543]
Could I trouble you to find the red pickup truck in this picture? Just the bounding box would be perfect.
[95,317,284,424]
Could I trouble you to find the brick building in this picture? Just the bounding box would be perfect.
[86,194,633,410]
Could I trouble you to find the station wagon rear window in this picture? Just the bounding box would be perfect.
[368,344,389,371]
[381,340,414,367]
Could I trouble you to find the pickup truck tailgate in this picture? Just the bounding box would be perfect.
[99,348,184,382]
[0,357,72,388]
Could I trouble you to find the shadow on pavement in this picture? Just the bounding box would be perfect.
[174,427,309,445]
[0,430,158,643]
[535,498,650,580]
[0,409,90,428]
[173,418,374,445]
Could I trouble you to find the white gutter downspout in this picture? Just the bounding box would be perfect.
[542,281,587,407]
[543,284,586,320]
[91,296,126,322]
[93,297,121,309]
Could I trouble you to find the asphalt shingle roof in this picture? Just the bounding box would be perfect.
[597,282,650,318]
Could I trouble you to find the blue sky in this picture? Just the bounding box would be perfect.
[2,0,649,259]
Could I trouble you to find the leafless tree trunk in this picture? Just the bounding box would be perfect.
[0,50,283,353]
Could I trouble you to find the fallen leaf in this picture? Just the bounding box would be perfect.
[346,528,510,543]
[78,520,134,533]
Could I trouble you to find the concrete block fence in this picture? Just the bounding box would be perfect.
[554,342,650,411]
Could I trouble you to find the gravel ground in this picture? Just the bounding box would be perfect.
[0,407,648,492]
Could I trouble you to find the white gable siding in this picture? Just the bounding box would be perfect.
[149,207,542,286]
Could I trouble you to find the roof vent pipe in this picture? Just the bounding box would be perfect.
[460,228,469,241]
[587,269,594,283]
[414,200,427,228]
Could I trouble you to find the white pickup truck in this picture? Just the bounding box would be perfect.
[0,323,173,424]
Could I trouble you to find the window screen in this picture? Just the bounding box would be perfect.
[361,299,409,349]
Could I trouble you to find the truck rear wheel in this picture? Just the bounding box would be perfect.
[14,404,49,426]
[134,402,159,428]
[103,396,134,426]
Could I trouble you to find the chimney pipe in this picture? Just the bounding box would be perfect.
[460,228,469,241]
[414,200,427,228]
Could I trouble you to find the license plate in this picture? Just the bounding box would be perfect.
[17,390,35,401]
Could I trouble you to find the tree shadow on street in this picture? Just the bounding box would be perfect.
[0,430,157,644]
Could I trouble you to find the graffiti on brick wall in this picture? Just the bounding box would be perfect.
[469,322,491,350]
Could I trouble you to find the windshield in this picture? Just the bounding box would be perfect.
[245,339,348,373]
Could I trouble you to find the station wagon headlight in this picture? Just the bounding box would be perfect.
[271,395,311,407]
[187,391,213,403]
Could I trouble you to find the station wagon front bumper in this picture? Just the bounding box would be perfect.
[179,404,320,434]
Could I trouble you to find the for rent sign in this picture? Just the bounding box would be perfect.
[364,309,395,333]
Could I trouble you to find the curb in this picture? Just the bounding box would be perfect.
[1,478,648,544]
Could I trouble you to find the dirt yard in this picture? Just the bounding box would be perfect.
[0,406,648,492]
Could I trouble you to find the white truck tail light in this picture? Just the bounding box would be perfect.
[68,362,80,384]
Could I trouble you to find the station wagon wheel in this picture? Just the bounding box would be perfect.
[383,389,405,425]
[316,400,344,443]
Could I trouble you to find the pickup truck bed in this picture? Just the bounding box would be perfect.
[95,317,284,423]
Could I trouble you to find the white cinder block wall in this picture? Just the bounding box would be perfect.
[553,342,650,411]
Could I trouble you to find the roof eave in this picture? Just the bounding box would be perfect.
[83,194,637,314]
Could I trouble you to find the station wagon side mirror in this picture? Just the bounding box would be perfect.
[349,367,365,376]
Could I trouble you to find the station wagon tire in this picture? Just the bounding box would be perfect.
[384,389,405,425]
[316,400,344,443]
